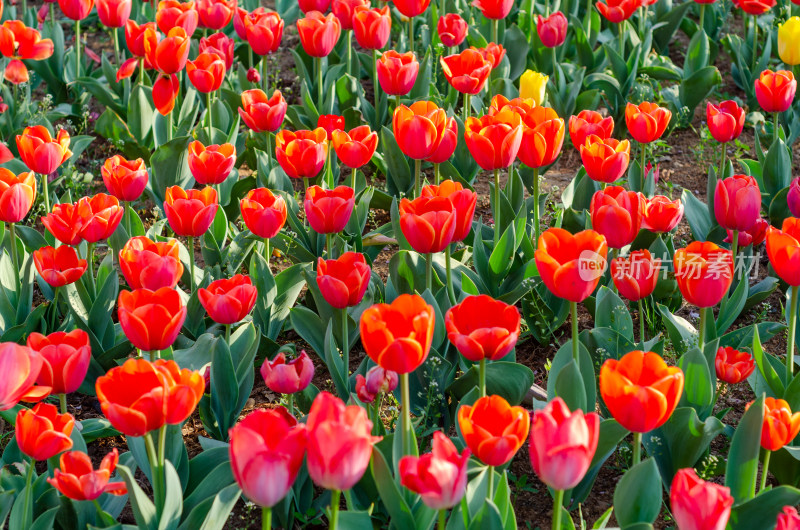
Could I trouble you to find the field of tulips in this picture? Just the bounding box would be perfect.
[4,0,800,527]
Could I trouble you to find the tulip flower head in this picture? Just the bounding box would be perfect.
[143,27,190,75]
[0,168,36,223]
[317,114,345,140]
[776,506,800,530]
[196,0,236,28]
[713,174,761,232]
[186,51,226,93]
[420,180,476,242]
[101,155,148,202]
[297,11,342,58]
[332,0,369,30]
[757,397,800,451]
[239,89,287,133]
[529,397,599,491]
[353,6,391,50]
[16,125,72,175]
[725,217,768,248]
[356,366,399,403]
[670,468,733,530]
[97,0,132,27]
[198,275,258,325]
[200,32,234,69]
[674,241,733,308]
[27,329,91,396]
[187,141,236,185]
[276,128,328,179]
[625,102,672,144]
[0,343,51,410]
[537,12,567,47]
[788,179,800,217]
[569,110,614,149]
[779,18,800,66]
[437,13,468,48]
[715,346,755,384]
[153,74,181,115]
[16,402,74,460]
[642,195,684,233]
[156,0,199,35]
[392,101,451,160]
[464,109,524,170]
[304,185,355,234]
[755,70,797,113]
[33,246,88,288]
[244,12,283,56]
[398,195,457,254]
[535,228,608,302]
[445,295,521,362]
[517,105,565,169]
[590,186,643,249]
[393,0,432,17]
[706,100,746,144]
[58,0,95,21]
[520,69,549,106]
[260,350,315,394]
[49,449,127,501]
[457,394,530,466]
[596,0,641,22]
[610,249,660,302]
[316,252,371,309]
[360,294,435,374]
[440,49,492,95]
[580,135,631,184]
[240,187,288,239]
[332,125,379,169]
[736,0,775,15]
[767,218,800,286]
[472,0,513,19]
[377,51,419,96]
[399,432,471,510]
[0,21,55,85]
[118,287,187,352]
[164,185,219,237]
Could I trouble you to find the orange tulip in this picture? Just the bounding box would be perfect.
[186,51,226,93]
[360,294,435,374]
[589,186,643,249]
[304,185,355,234]
[464,109,523,170]
[76,193,124,243]
[569,109,614,149]
[124,20,156,59]
[156,0,199,35]
[275,128,328,179]
[757,397,800,451]
[316,252,371,309]
[200,32,234,69]
[297,11,341,58]
[581,135,630,184]
[642,195,684,234]
[0,343,50,410]
[674,241,733,308]
[16,402,74,460]
[42,202,84,245]
[0,21,54,84]
[440,49,492,95]
[119,236,184,290]
[445,295,521,362]
[101,155,148,202]
[332,126,378,169]
[196,0,236,29]
[244,11,283,56]
[399,195,456,254]
[0,168,35,223]
[516,106,565,169]
[96,358,204,436]
[767,218,800,286]
[755,70,797,113]
[48,449,127,501]
[599,350,684,433]
[457,395,530,466]
[118,287,187,352]
[392,101,449,160]
[33,246,87,288]
[625,102,672,144]
[16,125,71,175]
[534,228,608,302]
[474,42,505,70]
[610,249,660,302]
[239,89,287,133]
[188,141,235,185]
[144,26,190,74]
[240,188,287,239]
[164,185,219,237]
[152,73,180,115]
[715,346,755,384]
[420,180,477,242]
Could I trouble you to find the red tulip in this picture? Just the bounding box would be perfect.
[16,125,71,175]
[240,188,287,239]
[275,128,328,179]
[393,101,450,160]
[516,105,565,169]
[537,12,567,47]
[332,126,378,168]
[0,344,49,410]
[297,11,341,58]
[353,6,391,50]
[596,0,641,22]
[16,402,74,460]
[101,155,148,202]
[715,346,755,384]
[377,50,419,96]
[0,22,55,84]
[445,295,520,362]
[776,506,800,530]
[200,32,234,69]
[425,115,458,164]
[298,0,330,13]
[610,249,660,302]
[164,186,219,238]
[96,358,204,436]
[725,217,768,248]
[399,432,470,510]
[360,294,434,374]
[239,89,287,133]
[569,110,614,149]
[581,135,630,184]
[707,101,745,143]
[535,228,608,303]
[247,67,261,83]
[124,20,155,58]
[244,12,283,56]
[317,114,345,140]
[187,51,226,93]
[529,397,599,491]
[144,27,190,74]
[670,468,733,530]
[260,350,315,394]
[306,392,381,490]
[625,101,672,144]
[58,0,94,20]
[399,195,456,254]
[119,236,183,290]
[304,185,355,234]
[77,193,124,243]
[153,74,180,115]
[97,0,132,27]
[437,13,467,47]
[118,287,187,352]
[590,186,643,249]
[198,275,258,324]
[714,174,761,232]
[674,241,733,308]
[33,246,87,288]
[156,0,199,35]
[229,409,307,508]
[316,252,371,308]
[48,449,126,501]
[464,109,524,170]
[234,6,266,38]
[27,329,91,395]
[472,0,513,19]
[755,70,797,113]
[332,0,369,29]
[642,195,684,233]
[736,0,775,15]
[393,0,431,17]
[188,141,235,185]
[767,218,800,286]
[440,49,492,95]
[457,394,530,466]
[420,180,476,242]
[196,0,235,29]
[0,168,35,223]
[758,397,800,451]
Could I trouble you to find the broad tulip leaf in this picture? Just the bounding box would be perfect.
[729,486,800,529]
[613,458,662,526]
[725,395,764,504]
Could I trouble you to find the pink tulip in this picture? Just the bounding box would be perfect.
[399,431,470,510]
[670,468,733,530]
[0,343,50,410]
[776,506,800,530]
[355,366,398,404]
[26,330,91,395]
[260,351,315,394]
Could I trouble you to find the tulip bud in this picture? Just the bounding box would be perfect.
[789,178,800,217]
[260,350,315,395]
[519,70,548,106]
[247,67,261,83]
[715,346,755,384]
[779,17,800,66]
[364,366,398,396]
[537,12,567,48]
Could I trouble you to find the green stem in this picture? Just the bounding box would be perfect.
[317,58,324,111]
[187,236,195,292]
[492,19,498,44]
[8,223,19,294]
[261,56,269,93]
[638,299,646,349]
[445,245,456,304]
[326,232,334,258]
[347,30,353,75]
[125,202,132,237]
[206,91,213,140]
[532,167,540,247]
[75,20,81,79]
[618,19,625,56]
[774,111,780,145]
[113,29,121,65]
[787,286,798,382]
[138,58,145,88]
[425,252,433,292]
[407,17,413,53]
[86,241,95,297]
[438,509,447,530]
[264,238,271,265]
[166,109,173,142]
[144,433,163,512]
[640,142,647,188]
[551,46,558,82]
[487,466,494,500]
[479,358,486,397]
[752,16,758,72]
[698,306,707,348]
[395,94,400,111]
[351,167,357,190]
[699,4,705,30]
[414,159,421,197]
[571,301,579,363]
[719,141,727,178]
[730,230,739,285]
[50,287,60,331]
[149,350,156,362]
[493,168,501,245]
[329,490,341,530]
[632,431,642,466]
[760,450,771,492]
[372,49,379,122]
[401,372,412,456]
[21,458,34,530]
[225,324,231,342]
[59,393,67,414]
[341,307,349,394]
[551,489,564,530]
[262,506,272,530]
[434,163,440,185]
[463,92,470,123]
[41,171,50,220]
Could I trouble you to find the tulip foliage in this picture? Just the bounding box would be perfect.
[1,0,800,526]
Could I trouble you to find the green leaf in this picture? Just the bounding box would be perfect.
[148,136,194,206]
[613,458,662,526]
[678,347,715,415]
[762,138,792,201]
[658,303,697,355]
[595,286,634,340]
[752,324,785,397]
[725,395,764,504]
[380,126,412,196]
[684,29,709,78]
[729,485,800,529]
[555,360,588,413]
[681,189,712,241]
[547,341,596,412]
[117,464,157,530]
[447,361,534,406]
[370,446,416,528]
[159,460,182,530]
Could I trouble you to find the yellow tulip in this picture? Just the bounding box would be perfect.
[520,70,548,106]
[779,17,800,66]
